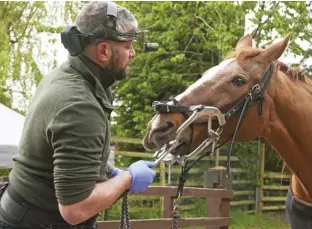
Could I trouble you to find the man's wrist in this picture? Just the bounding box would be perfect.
[110,168,122,178]
[120,170,132,189]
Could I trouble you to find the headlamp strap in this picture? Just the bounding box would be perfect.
[106,1,117,31]
[80,33,95,46]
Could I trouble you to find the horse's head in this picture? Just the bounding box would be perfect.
[143,34,290,155]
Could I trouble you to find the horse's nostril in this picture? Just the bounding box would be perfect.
[154,121,175,133]
[166,121,174,129]
[150,121,176,147]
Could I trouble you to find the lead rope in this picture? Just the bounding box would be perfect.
[120,193,130,229]
[171,151,209,229]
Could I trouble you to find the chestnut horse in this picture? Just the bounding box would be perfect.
[143,34,312,228]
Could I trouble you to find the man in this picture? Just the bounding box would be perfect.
[0,1,156,229]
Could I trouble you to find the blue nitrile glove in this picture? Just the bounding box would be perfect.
[110,168,122,178]
[125,160,156,192]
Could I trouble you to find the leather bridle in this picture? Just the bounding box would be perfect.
[152,63,275,172]
[150,63,275,229]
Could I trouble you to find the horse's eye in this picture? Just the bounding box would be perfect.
[231,76,246,87]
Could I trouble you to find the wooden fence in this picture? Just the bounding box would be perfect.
[0,136,291,216]
[98,186,233,229]
[111,137,291,214]
[255,143,290,213]
[0,180,233,229]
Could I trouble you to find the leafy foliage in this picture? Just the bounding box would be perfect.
[113,1,312,138]
[0,1,81,112]
[1,2,312,174]
[1,1,311,119]
[248,2,312,71]
[113,1,255,138]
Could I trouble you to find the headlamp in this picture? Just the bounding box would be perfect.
[61,2,158,56]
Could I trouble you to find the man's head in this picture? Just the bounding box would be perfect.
[75,1,137,80]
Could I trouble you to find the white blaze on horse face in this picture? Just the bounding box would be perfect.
[151,114,161,130]
[175,58,235,102]
[190,58,236,89]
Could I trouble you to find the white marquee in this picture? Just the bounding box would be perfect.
[0,104,25,168]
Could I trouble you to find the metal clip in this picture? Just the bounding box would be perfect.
[176,106,225,140]
[153,106,226,166]
[153,141,182,167]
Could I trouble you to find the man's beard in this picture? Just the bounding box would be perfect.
[107,47,128,81]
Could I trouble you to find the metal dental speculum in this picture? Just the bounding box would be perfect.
[153,105,226,167]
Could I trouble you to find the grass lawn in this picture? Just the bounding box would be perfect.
[101,199,291,229]
[231,210,290,229]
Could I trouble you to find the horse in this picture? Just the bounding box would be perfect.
[143,34,312,228]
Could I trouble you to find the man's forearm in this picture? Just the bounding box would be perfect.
[59,171,132,225]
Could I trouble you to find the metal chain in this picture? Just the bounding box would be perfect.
[170,164,187,229]
[124,194,130,229]
[170,154,206,229]
[171,199,181,229]
[119,193,130,229]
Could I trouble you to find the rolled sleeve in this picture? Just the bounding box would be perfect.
[46,102,107,205]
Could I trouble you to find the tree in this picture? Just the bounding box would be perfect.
[112,1,256,138]
[1,1,311,126]
[248,2,312,72]
[112,1,312,138]
[0,1,81,112]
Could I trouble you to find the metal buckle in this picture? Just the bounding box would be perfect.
[248,84,261,101]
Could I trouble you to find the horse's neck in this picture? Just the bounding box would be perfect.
[262,71,312,202]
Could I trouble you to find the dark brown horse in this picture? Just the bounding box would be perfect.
[143,34,312,228]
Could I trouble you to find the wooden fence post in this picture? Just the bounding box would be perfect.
[219,197,231,229]
[256,139,265,214]
[159,161,166,186]
[159,161,166,216]
[204,167,232,229]
[206,197,221,229]
[215,148,220,167]
[163,195,174,218]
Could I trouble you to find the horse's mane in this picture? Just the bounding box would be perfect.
[275,61,309,83]
[224,49,310,83]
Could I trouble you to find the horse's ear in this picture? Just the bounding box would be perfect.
[260,34,290,62]
[235,34,253,52]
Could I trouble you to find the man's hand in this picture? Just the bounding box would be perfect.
[125,160,156,192]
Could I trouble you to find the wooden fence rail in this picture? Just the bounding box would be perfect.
[0,136,291,216]
[111,137,291,213]
[97,186,233,229]
[0,182,233,228]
